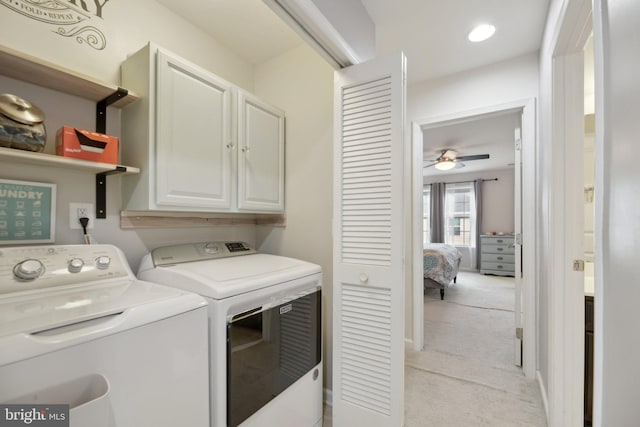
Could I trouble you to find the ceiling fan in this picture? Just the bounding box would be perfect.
[423,149,490,171]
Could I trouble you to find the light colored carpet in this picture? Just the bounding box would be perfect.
[323,272,546,427]
[405,271,546,426]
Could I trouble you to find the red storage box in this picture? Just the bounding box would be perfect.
[56,126,119,164]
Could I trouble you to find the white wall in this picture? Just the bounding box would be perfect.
[0,2,262,271]
[537,0,572,419]
[253,45,335,393]
[409,53,539,120]
[593,0,640,423]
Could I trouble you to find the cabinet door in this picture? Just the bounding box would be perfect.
[156,49,234,210]
[237,90,285,212]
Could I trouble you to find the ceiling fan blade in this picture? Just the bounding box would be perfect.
[423,162,438,168]
[456,154,490,161]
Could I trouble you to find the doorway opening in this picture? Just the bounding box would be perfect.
[411,98,537,381]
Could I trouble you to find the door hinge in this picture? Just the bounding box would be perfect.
[516,327,523,340]
[515,233,522,245]
[573,259,585,272]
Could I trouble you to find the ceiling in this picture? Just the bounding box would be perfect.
[362,0,551,83]
[155,0,545,176]
[155,0,303,65]
[422,111,520,177]
[156,0,550,84]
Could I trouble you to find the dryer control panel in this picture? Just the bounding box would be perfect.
[151,241,256,267]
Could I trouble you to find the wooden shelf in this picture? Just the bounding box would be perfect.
[120,211,286,228]
[0,147,140,175]
[0,44,141,219]
[0,44,138,108]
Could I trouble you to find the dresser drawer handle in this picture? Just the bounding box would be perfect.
[497,239,504,243]
[497,247,503,251]
[497,256,503,260]
[497,265,503,269]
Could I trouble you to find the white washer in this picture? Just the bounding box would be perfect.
[137,241,323,427]
[0,244,210,427]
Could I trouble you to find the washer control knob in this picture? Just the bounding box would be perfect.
[204,243,219,255]
[14,259,45,280]
[68,258,84,273]
[95,256,111,270]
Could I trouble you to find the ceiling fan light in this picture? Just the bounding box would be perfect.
[435,160,456,171]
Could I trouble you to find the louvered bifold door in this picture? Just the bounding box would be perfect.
[333,53,406,427]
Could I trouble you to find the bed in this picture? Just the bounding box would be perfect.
[423,243,462,300]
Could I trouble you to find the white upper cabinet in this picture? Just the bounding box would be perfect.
[120,43,285,213]
[155,49,234,210]
[237,90,285,212]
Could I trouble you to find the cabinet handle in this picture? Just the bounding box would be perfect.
[226,143,235,150]
[241,147,251,153]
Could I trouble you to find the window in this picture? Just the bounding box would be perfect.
[445,183,474,246]
[424,181,477,248]
[423,185,431,246]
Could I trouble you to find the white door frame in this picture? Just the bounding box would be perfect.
[546,0,593,425]
[411,98,537,380]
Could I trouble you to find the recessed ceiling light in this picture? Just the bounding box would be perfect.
[468,24,496,42]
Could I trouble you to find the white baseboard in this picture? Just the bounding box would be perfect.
[536,370,549,422]
[323,388,333,406]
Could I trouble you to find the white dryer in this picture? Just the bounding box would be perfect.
[0,244,210,427]
[137,242,323,427]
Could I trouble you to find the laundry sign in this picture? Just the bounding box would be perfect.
[0,0,111,50]
[0,179,56,244]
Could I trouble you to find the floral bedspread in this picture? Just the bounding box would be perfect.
[423,244,462,287]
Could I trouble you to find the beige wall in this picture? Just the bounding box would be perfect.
[424,168,516,233]
[253,44,335,394]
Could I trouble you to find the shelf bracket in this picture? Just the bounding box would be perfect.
[96,166,127,219]
[96,87,128,133]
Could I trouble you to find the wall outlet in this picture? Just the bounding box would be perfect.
[69,202,95,230]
